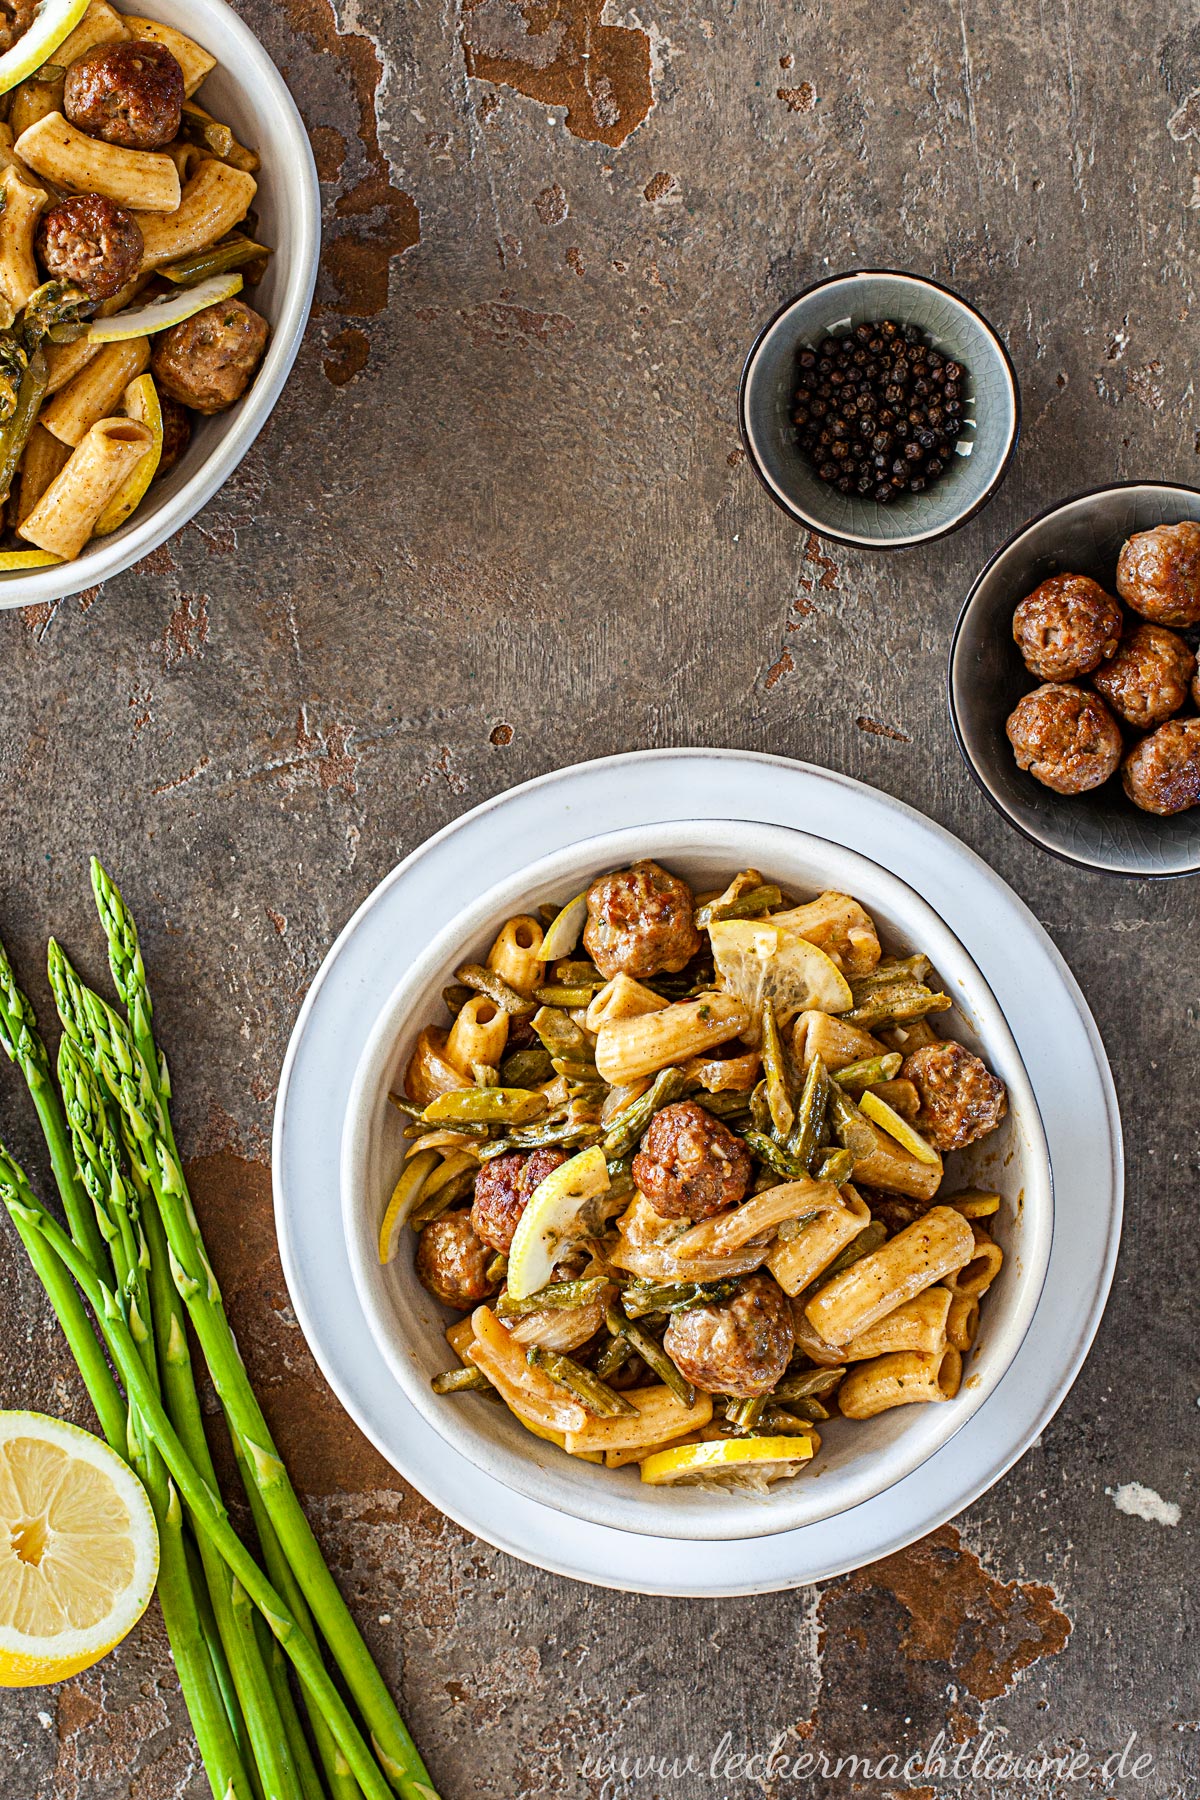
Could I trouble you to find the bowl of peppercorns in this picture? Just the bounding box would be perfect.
[738,270,1020,550]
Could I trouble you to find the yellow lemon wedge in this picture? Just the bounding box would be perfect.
[506,1144,610,1299]
[377,1149,439,1265]
[0,0,88,95]
[639,1435,815,1487]
[535,891,588,961]
[859,1090,940,1165]
[0,549,61,569]
[87,273,244,344]
[0,1412,158,1687]
[708,918,852,1023]
[93,373,163,537]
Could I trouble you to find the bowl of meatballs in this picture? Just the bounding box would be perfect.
[341,822,1052,1542]
[0,0,319,607]
[949,483,1200,875]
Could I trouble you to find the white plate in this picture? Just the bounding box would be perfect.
[273,751,1122,1595]
[341,820,1053,1542]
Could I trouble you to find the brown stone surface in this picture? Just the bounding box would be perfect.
[0,0,1198,1793]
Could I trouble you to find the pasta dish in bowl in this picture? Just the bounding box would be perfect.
[0,0,317,604]
[341,822,1052,1541]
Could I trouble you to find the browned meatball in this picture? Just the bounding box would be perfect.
[1092,623,1196,729]
[632,1100,752,1221]
[470,1147,568,1254]
[1116,522,1200,628]
[0,0,36,53]
[1005,683,1123,795]
[414,1211,495,1310]
[900,1041,1007,1152]
[1011,574,1122,681]
[1121,719,1200,815]
[36,195,142,302]
[583,860,701,980]
[152,300,269,414]
[663,1272,793,1398]
[64,41,184,150]
[156,395,192,477]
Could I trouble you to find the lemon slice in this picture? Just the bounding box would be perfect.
[639,1435,815,1486]
[506,1144,610,1300]
[536,892,587,961]
[708,919,852,1025]
[859,1090,940,1165]
[0,549,60,570]
[0,1412,158,1687]
[87,273,244,344]
[0,0,88,96]
[378,1149,439,1264]
[93,373,162,537]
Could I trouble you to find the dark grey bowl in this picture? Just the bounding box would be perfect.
[949,482,1200,878]
[738,270,1020,549]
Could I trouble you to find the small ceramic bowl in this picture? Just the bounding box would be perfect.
[341,820,1052,1543]
[0,0,320,610]
[739,270,1020,550]
[949,482,1200,878]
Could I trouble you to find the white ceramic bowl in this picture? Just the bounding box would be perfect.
[341,822,1053,1542]
[0,0,320,609]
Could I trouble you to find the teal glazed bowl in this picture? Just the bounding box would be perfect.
[739,270,1020,550]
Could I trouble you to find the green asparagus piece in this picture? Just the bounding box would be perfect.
[723,1396,765,1432]
[786,1053,829,1171]
[758,1402,824,1432]
[496,1275,609,1319]
[606,1307,694,1409]
[740,1129,810,1182]
[849,955,931,997]
[160,233,272,287]
[0,1158,425,1800]
[760,1002,794,1138]
[813,1147,854,1185]
[535,985,597,1008]
[844,982,951,1029]
[530,1004,591,1058]
[594,1330,632,1380]
[526,1345,636,1418]
[422,1086,546,1125]
[816,1218,887,1283]
[774,1366,845,1401]
[48,951,436,1800]
[453,963,533,1013]
[431,1366,492,1394]
[619,1278,741,1318]
[601,1066,688,1158]
[694,884,782,928]
[497,1046,554,1087]
[832,1052,903,1091]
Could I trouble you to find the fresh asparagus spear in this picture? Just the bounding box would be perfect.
[0,1150,431,1800]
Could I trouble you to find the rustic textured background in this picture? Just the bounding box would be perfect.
[1,0,1198,1793]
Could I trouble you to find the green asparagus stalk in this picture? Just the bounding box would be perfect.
[65,876,434,1799]
[0,1151,431,1800]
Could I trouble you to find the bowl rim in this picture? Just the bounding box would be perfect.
[0,0,321,610]
[340,817,1054,1542]
[947,477,1200,879]
[737,266,1022,551]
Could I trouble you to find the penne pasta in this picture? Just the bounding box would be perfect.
[41,337,150,447]
[562,1385,712,1454]
[804,1204,974,1347]
[840,1284,952,1360]
[837,1346,963,1419]
[43,334,104,396]
[595,993,750,1084]
[585,972,667,1031]
[56,0,129,62]
[17,416,152,560]
[15,112,181,213]
[943,1224,1004,1298]
[945,1289,980,1352]
[124,15,217,95]
[766,1185,872,1296]
[16,425,70,524]
[794,1009,886,1074]
[137,158,256,269]
[0,165,48,314]
[832,1099,943,1200]
[671,1177,841,1262]
[486,916,545,996]
[444,994,508,1076]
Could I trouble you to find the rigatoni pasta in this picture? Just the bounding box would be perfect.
[18,415,152,557]
[388,857,1015,1494]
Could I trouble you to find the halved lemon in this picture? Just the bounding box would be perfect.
[708,919,852,1025]
[0,1412,158,1686]
[535,891,588,962]
[505,1144,610,1299]
[0,0,88,96]
[87,273,244,344]
[639,1435,815,1486]
[859,1090,940,1165]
